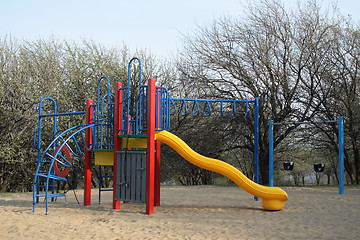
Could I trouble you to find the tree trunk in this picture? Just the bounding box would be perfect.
[344,149,354,184]
[259,146,269,185]
[352,141,360,184]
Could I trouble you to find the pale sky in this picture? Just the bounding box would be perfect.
[1,0,359,58]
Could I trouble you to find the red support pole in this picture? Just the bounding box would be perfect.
[113,82,122,210]
[155,140,161,206]
[84,99,93,206]
[146,78,156,215]
[155,87,161,207]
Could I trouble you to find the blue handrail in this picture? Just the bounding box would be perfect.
[126,57,142,134]
[96,76,112,149]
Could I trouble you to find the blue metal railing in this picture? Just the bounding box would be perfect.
[136,85,147,133]
[156,86,171,131]
[94,76,114,150]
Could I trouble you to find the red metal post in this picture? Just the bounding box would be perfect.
[155,138,161,207]
[113,82,122,210]
[155,87,161,207]
[84,99,93,206]
[146,78,156,215]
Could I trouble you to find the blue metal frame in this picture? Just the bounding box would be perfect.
[338,117,344,194]
[155,86,171,131]
[95,76,113,150]
[125,57,142,134]
[34,97,57,204]
[169,98,252,117]
[269,120,274,187]
[268,118,345,195]
[95,76,116,203]
[253,98,259,200]
[33,76,117,214]
[34,124,96,214]
[98,166,113,204]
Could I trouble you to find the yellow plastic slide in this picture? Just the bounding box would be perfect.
[155,131,288,211]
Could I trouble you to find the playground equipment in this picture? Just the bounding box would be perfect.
[33,58,288,215]
[268,119,344,194]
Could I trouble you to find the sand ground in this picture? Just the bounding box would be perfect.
[0,185,359,239]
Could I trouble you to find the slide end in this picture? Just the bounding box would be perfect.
[262,198,286,211]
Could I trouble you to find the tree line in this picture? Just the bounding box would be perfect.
[1,0,359,192]
[0,37,172,191]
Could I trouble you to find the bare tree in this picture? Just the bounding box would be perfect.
[175,0,349,184]
[314,18,360,183]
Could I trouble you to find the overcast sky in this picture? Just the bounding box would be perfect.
[1,0,360,58]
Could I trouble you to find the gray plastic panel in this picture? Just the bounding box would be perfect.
[115,151,146,203]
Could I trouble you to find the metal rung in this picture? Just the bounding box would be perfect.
[34,193,66,198]
[100,175,113,178]
[99,189,113,192]
[36,173,67,181]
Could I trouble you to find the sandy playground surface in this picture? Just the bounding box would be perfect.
[0,185,359,239]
